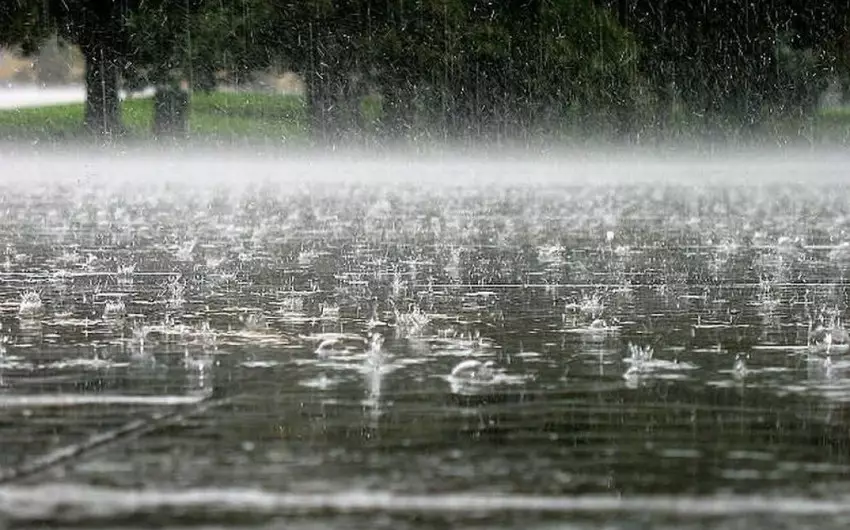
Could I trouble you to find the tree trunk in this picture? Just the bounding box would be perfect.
[307,72,333,144]
[307,69,349,145]
[153,85,190,138]
[82,43,122,135]
[613,77,635,143]
[381,80,415,141]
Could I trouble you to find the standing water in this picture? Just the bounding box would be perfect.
[1,149,850,529]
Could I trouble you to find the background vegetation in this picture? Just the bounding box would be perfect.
[1,0,849,145]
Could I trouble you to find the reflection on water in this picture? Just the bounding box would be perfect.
[1,153,850,527]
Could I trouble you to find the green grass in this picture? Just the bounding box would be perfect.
[189,92,308,141]
[2,89,850,147]
[0,91,309,145]
[0,101,87,141]
[810,107,850,144]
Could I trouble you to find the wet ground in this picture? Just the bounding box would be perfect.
[1,150,850,528]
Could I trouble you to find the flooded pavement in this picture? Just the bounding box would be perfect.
[2,151,850,528]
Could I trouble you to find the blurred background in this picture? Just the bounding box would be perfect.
[1,1,850,146]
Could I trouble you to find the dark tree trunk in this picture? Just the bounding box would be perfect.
[153,85,190,138]
[307,72,335,144]
[81,42,122,135]
[307,69,351,145]
[612,77,635,143]
[842,77,850,105]
[444,88,474,142]
[381,80,415,141]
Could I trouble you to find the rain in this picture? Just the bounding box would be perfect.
[1,1,850,529]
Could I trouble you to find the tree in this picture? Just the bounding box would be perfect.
[615,0,850,133]
[275,1,376,143]
[1,0,135,135]
[125,0,281,92]
[363,0,645,142]
[51,0,136,134]
[0,0,52,54]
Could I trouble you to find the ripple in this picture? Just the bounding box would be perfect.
[1,485,850,523]
[0,393,209,408]
[240,361,281,368]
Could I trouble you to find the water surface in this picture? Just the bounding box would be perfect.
[1,151,850,528]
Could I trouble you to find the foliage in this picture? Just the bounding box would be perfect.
[620,0,847,128]
[124,0,282,91]
[0,0,52,53]
[2,0,850,142]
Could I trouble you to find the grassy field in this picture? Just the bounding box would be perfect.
[1,89,850,148]
[0,91,309,144]
[808,107,850,145]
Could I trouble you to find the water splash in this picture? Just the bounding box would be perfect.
[165,276,186,311]
[18,291,43,318]
[392,304,431,338]
[103,298,126,319]
[449,359,496,383]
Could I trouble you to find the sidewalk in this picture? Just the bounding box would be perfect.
[0,84,155,110]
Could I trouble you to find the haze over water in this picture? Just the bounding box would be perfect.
[1,149,850,528]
